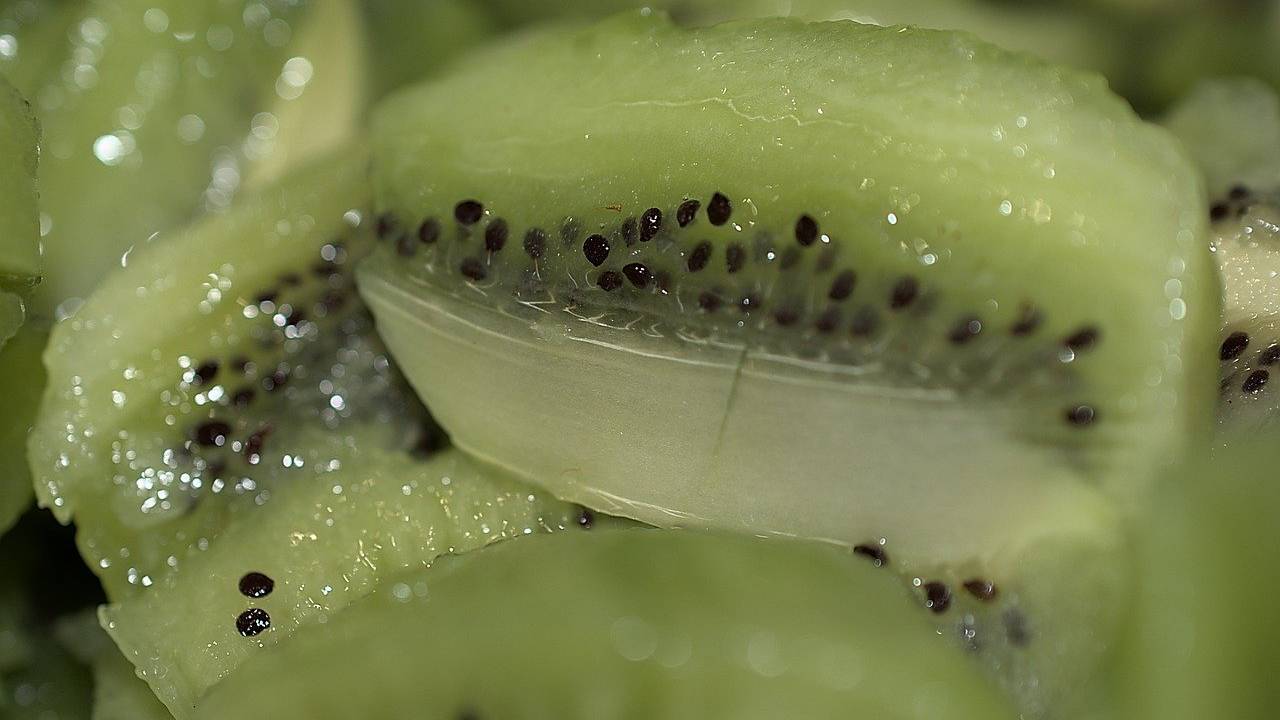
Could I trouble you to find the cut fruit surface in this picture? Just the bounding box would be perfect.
[0,326,47,535]
[0,0,353,321]
[193,529,1018,720]
[0,75,39,298]
[1162,80,1280,433]
[54,611,177,720]
[26,147,604,717]
[1115,438,1280,720]
[360,13,1216,568]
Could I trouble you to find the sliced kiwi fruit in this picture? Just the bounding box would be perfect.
[1161,79,1280,433]
[192,529,1018,720]
[0,325,48,535]
[54,612,173,720]
[1114,438,1280,720]
[27,146,606,716]
[359,12,1215,565]
[0,74,40,348]
[0,0,354,321]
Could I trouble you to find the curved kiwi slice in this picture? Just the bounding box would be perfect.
[0,0,353,321]
[359,12,1215,564]
[193,529,1017,720]
[54,612,175,720]
[0,326,48,535]
[27,147,602,716]
[0,74,40,347]
[1162,79,1280,433]
[1114,438,1280,719]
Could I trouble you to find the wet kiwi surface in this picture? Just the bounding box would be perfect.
[360,12,1215,567]
[0,0,347,321]
[54,612,172,720]
[193,529,1018,720]
[1162,79,1280,434]
[27,147,604,716]
[1114,437,1280,720]
[0,326,47,535]
[0,74,39,348]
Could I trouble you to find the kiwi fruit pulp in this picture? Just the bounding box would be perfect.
[0,74,39,348]
[26,146,607,717]
[193,529,1018,720]
[1161,79,1280,433]
[360,12,1215,567]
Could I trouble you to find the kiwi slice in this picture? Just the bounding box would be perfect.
[1161,79,1280,433]
[192,529,1017,720]
[54,612,173,720]
[0,326,47,535]
[359,12,1215,564]
[0,74,40,347]
[0,0,351,321]
[1114,438,1280,719]
[27,147,603,716]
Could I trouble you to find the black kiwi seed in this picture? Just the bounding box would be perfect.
[697,291,722,312]
[232,357,251,373]
[522,228,547,260]
[948,317,983,345]
[687,242,712,272]
[828,270,856,301]
[1220,331,1250,361]
[484,219,508,253]
[620,217,638,246]
[1010,305,1043,336]
[243,425,272,462]
[231,388,255,408]
[707,192,732,225]
[962,579,998,601]
[852,544,888,567]
[1228,184,1250,201]
[583,234,610,267]
[653,271,672,294]
[460,258,487,281]
[1063,326,1100,352]
[417,218,440,244]
[774,307,800,327]
[1260,345,1280,366]
[622,263,652,288]
[639,208,662,241]
[576,507,594,529]
[815,307,840,334]
[922,581,952,613]
[191,361,219,386]
[194,421,231,448]
[725,244,746,274]
[795,214,819,247]
[238,571,275,599]
[375,212,398,239]
[1209,203,1230,222]
[596,271,623,292]
[454,200,484,225]
[1242,370,1269,394]
[676,199,701,227]
[1065,404,1097,427]
[888,276,919,310]
[395,233,416,257]
[850,307,879,338]
[236,608,271,637]
[265,369,289,392]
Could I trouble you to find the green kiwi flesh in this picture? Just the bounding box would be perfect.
[54,612,175,720]
[0,326,48,535]
[26,147,603,717]
[193,529,1018,720]
[1161,79,1280,433]
[0,74,40,345]
[359,13,1215,567]
[1114,438,1280,719]
[0,0,342,321]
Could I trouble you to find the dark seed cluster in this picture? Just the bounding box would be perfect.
[386,192,1106,429]
[1209,185,1258,222]
[1217,329,1278,401]
[236,572,275,636]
